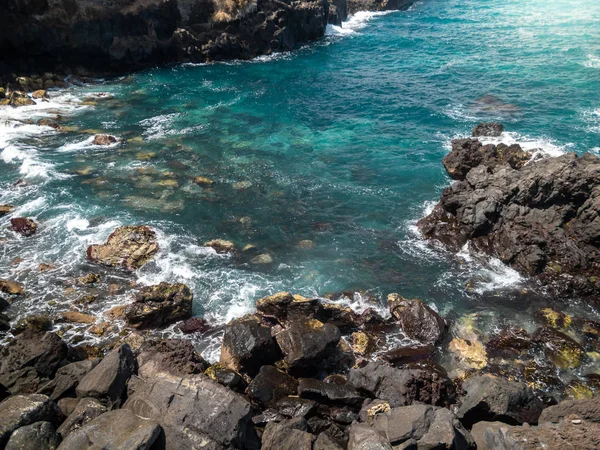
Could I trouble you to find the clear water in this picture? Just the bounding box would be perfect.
[1,0,600,342]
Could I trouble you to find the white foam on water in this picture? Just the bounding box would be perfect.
[139,113,181,140]
[326,11,393,36]
[58,135,120,152]
[583,54,600,69]
[479,131,569,158]
[582,108,600,134]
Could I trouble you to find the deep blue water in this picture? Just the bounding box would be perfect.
[1,0,599,347]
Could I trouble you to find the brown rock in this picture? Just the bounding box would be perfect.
[87,225,158,270]
[92,134,117,146]
[10,217,38,236]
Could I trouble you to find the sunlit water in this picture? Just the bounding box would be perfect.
[1,0,599,363]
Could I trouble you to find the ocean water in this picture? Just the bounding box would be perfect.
[1,0,600,355]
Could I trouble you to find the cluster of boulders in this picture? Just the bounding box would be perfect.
[418,123,600,299]
[1,291,599,449]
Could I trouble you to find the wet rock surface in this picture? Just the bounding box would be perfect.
[418,134,600,298]
[125,282,193,329]
[86,225,159,270]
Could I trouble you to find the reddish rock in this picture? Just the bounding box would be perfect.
[10,218,38,236]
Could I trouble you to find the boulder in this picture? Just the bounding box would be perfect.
[347,423,393,450]
[193,176,214,187]
[485,327,531,358]
[92,134,117,146]
[0,279,25,296]
[457,375,544,428]
[0,204,14,217]
[380,344,433,366]
[314,431,344,450]
[205,363,247,392]
[298,378,363,407]
[472,122,504,137]
[387,295,446,346]
[125,282,193,329]
[57,311,95,324]
[87,225,159,270]
[57,398,79,418]
[318,302,360,331]
[246,365,298,405]
[0,394,63,447]
[57,398,107,437]
[10,218,38,236]
[76,344,135,408]
[31,89,47,99]
[372,405,475,449]
[124,370,258,449]
[0,332,70,394]
[256,292,321,323]
[348,361,455,408]
[5,421,61,450]
[204,239,236,254]
[137,339,209,377]
[220,315,281,376]
[538,397,600,423]
[535,307,572,329]
[8,92,35,107]
[38,359,100,401]
[178,316,210,334]
[57,409,162,450]
[261,420,315,450]
[13,314,52,334]
[418,148,600,298]
[273,396,318,419]
[275,319,341,371]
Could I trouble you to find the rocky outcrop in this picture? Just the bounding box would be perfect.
[87,225,159,271]
[124,282,193,329]
[418,134,600,298]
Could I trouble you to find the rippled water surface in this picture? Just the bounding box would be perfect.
[1,0,600,341]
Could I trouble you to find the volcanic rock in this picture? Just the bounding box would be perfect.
[472,122,504,137]
[86,225,159,270]
[387,294,447,345]
[137,339,209,377]
[10,218,38,236]
[125,282,193,328]
[532,327,586,369]
[13,314,52,334]
[298,378,363,407]
[76,344,135,408]
[457,375,545,428]
[92,134,117,146]
[57,398,107,437]
[246,365,298,405]
[539,397,600,423]
[5,421,61,450]
[261,420,315,450]
[38,359,100,401]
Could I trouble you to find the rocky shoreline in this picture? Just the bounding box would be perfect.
[0,0,415,79]
[1,123,600,448]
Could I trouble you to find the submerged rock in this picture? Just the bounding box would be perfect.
[9,217,38,236]
[204,239,236,254]
[13,314,51,334]
[532,327,586,369]
[87,225,159,270]
[125,282,193,329]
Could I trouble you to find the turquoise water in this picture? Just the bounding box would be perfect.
[1,0,599,338]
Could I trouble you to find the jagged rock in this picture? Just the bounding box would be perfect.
[137,339,209,377]
[76,344,135,408]
[38,359,100,401]
[0,394,63,447]
[380,344,433,366]
[347,422,392,450]
[314,431,344,450]
[125,282,193,328]
[5,421,61,450]
[261,420,315,450]
[0,279,25,296]
[298,378,363,406]
[13,314,52,335]
[387,294,446,346]
[178,316,210,333]
[538,397,600,423]
[252,409,285,427]
[457,375,544,428]
[7,91,35,107]
[274,396,318,419]
[87,225,159,270]
[92,134,117,145]
[359,399,391,423]
[205,363,247,392]
[31,89,47,99]
[220,314,281,376]
[371,405,475,449]
[351,331,378,356]
[472,122,504,137]
[57,398,107,437]
[246,365,298,405]
[318,302,360,331]
[124,369,258,449]
[10,217,38,236]
[348,361,455,408]
[256,292,321,323]
[532,327,586,369]
[57,409,162,450]
[276,319,341,371]
[0,332,70,394]
[204,239,236,254]
[418,148,600,298]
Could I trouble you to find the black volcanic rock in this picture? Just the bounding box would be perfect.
[418,142,600,298]
[125,282,193,329]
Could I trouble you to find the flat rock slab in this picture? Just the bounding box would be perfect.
[57,409,161,450]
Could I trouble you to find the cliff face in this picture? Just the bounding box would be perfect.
[0,0,334,74]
